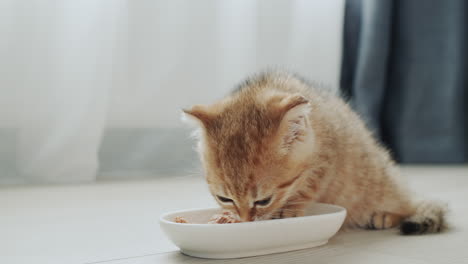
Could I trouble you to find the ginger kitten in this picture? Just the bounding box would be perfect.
[183,71,447,235]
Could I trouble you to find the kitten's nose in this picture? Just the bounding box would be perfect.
[239,209,254,222]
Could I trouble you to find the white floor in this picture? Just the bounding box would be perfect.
[1,166,467,264]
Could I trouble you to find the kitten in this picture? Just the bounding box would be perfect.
[182,71,447,235]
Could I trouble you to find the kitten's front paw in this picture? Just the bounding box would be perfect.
[271,207,305,219]
[271,210,283,219]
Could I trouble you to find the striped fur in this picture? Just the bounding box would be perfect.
[183,71,448,234]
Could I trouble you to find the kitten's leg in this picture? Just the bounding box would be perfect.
[271,202,307,219]
[366,212,403,230]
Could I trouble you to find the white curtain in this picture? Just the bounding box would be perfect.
[0,0,344,184]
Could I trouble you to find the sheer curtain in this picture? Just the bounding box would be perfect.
[0,0,344,184]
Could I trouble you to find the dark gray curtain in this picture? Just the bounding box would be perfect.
[341,0,468,163]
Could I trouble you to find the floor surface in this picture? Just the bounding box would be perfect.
[1,166,467,264]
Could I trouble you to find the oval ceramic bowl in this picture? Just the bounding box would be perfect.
[159,203,346,259]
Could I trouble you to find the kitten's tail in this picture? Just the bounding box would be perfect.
[400,200,448,235]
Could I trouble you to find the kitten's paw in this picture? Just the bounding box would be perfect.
[271,207,305,219]
[270,209,284,219]
[367,212,402,229]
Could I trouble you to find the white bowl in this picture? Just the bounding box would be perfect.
[159,203,346,259]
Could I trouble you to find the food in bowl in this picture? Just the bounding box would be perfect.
[173,211,241,224]
[173,216,189,223]
[208,211,241,224]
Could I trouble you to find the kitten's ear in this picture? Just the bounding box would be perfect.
[181,105,216,127]
[272,94,311,155]
[276,94,309,114]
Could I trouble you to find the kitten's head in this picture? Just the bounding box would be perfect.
[182,89,315,221]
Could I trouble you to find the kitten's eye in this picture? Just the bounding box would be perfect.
[255,196,272,206]
[217,195,234,203]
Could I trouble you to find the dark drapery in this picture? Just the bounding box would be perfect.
[340,0,468,163]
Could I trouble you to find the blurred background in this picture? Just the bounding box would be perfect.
[0,0,466,185]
